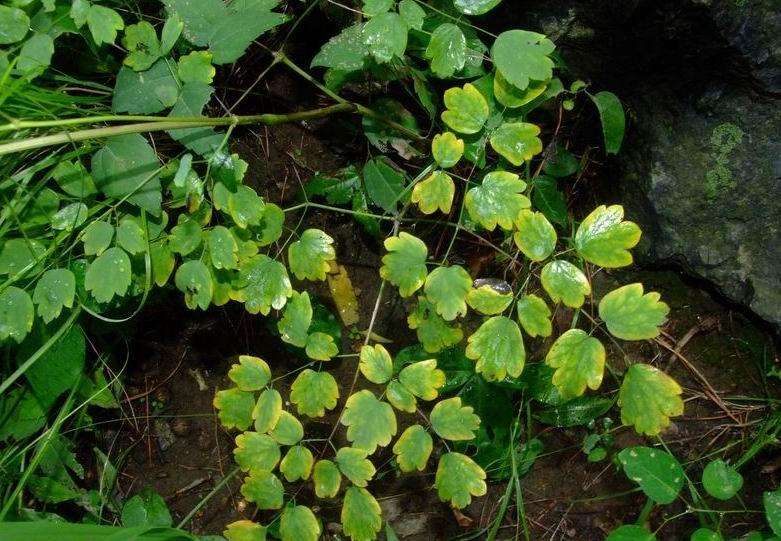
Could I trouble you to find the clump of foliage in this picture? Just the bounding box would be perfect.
[0,0,778,540]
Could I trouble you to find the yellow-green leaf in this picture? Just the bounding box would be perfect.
[516,294,552,337]
[435,452,487,508]
[335,447,376,487]
[86,247,132,303]
[214,388,254,430]
[424,265,472,321]
[407,296,463,353]
[237,255,292,315]
[513,209,557,261]
[208,225,239,270]
[619,363,683,436]
[545,329,606,399]
[252,388,282,433]
[241,471,283,509]
[441,83,489,134]
[269,411,304,446]
[279,505,320,541]
[278,291,312,348]
[489,122,543,166]
[465,316,525,381]
[598,283,669,340]
[280,445,314,482]
[380,232,428,297]
[399,359,445,401]
[493,70,547,108]
[411,170,455,215]
[32,268,75,323]
[175,259,213,310]
[305,331,338,361]
[341,390,397,453]
[540,260,590,308]
[574,205,641,268]
[234,432,280,473]
[466,285,513,315]
[430,397,480,441]
[290,369,339,418]
[342,486,382,541]
[224,520,266,541]
[288,228,336,281]
[228,355,271,391]
[312,459,341,499]
[386,380,417,413]
[392,424,433,472]
[359,344,393,384]
[431,132,464,168]
[464,171,530,231]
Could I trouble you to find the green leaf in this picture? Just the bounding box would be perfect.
[32,268,75,323]
[392,425,433,472]
[764,486,781,537]
[17,33,54,77]
[241,471,284,510]
[398,0,424,30]
[598,283,669,340]
[208,226,239,270]
[359,344,394,384]
[424,23,466,78]
[341,390,397,453]
[431,396,480,441]
[237,255,292,315]
[466,285,513,315]
[214,388,255,430]
[123,21,161,71]
[380,232,428,297]
[175,260,213,310]
[690,528,722,541]
[513,210,556,261]
[282,506,323,541]
[432,132,464,169]
[257,203,285,247]
[160,13,183,55]
[574,205,641,268]
[311,24,367,71]
[544,144,579,178]
[150,240,175,287]
[362,0,393,16]
[363,12,406,63]
[253,388,283,433]
[465,316,525,381]
[269,411,304,446]
[224,520,267,541]
[0,6,30,44]
[589,91,625,154]
[491,30,555,90]
[278,291,312,348]
[516,294,552,338]
[305,332,338,361]
[702,459,743,500]
[169,217,202,256]
[435,452,487,508]
[229,185,265,228]
[399,359,445,401]
[0,287,34,344]
[178,50,215,84]
[335,447,376,487]
[228,355,271,392]
[618,363,683,436]
[464,170,530,231]
[407,296,463,352]
[86,5,124,45]
[312,460,341,499]
[540,260,590,308]
[116,217,146,255]
[342,486,382,541]
[386,380,417,413]
[535,395,613,427]
[122,488,172,528]
[454,0,501,14]
[489,122,543,166]
[52,161,97,198]
[288,229,335,281]
[0,238,45,276]
[411,170,455,215]
[531,176,568,227]
[85,247,132,303]
[493,70,546,108]
[23,325,85,409]
[164,0,286,64]
[606,525,656,541]
[545,329,605,399]
[280,445,314,482]
[112,60,179,114]
[52,203,88,231]
[441,83,489,134]
[167,82,224,156]
[290,369,339,418]
[363,158,405,213]
[424,265,472,321]
[234,432,280,473]
[618,446,683,504]
[92,134,162,214]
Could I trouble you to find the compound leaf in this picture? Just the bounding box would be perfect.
[465,316,525,381]
[545,329,605,399]
[540,260,590,308]
[424,23,466,78]
[341,390,397,453]
[441,83,489,134]
[702,459,743,501]
[290,369,339,418]
[241,471,283,510]
[312,460,341,499]
[411,171,455,215]
[424,265,472,321]
[516,294,552,338]
[85,247,132,304]
[288,229,335,281]
[359,344,393,384]
[464,171,529,231]
[599,283,669,340]
[278,291,312,348]
[619,363,683,436]
[430,397,480,441]
[431,132,464,168]
[618,446,683,504]
[380,232,428,297]
[335,447,376,487]
[574,205,640,268]
[491,30,555,90]
[32,268,75,323]
[435,452,487,508]
[234,432,280,473]
[399,360,445,401]
[392,425,433,472]
[214,388,254,431]
[490,122,543,166]
[513,209,556,261]
[280,445,314,482]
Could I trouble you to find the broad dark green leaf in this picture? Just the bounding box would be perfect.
[589,91,625,154]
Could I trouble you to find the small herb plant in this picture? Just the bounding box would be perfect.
[0,0,774,539]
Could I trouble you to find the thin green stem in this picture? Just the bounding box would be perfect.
[177,466,241,529]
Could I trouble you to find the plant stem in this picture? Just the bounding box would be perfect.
[636,497,655,526]
[177,466,241,529]
[0,104,356,156]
